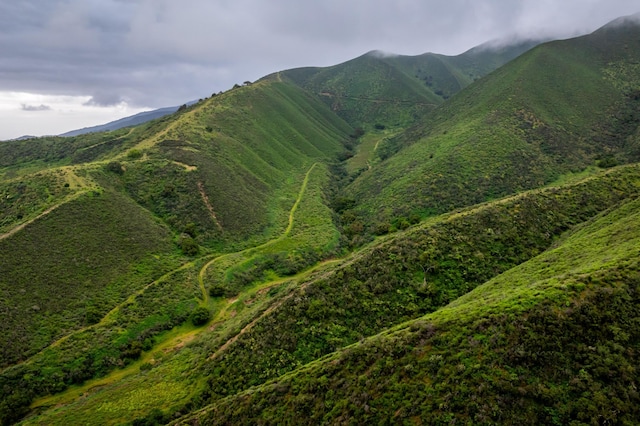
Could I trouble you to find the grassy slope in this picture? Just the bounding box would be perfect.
[0,189,176,368]
[384,39,540,100]
[346,22,640,227]
[19,163,342,426]
[101,80,352,248]
[0,80,353,424]
[182,172,640,425]
[279,41,537,130]
[23,163,640,426]
[280,53,441,128]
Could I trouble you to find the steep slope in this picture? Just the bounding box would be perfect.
[0,80,353,424]
[344,18,640,230]
[21,164,640,425]
[278,41,537,128]
[0,189,176,368]
[186,192,640,425]
[383,39,540,100]
[0,80,352,247]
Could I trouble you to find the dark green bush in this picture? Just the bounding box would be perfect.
[190,307,211,326]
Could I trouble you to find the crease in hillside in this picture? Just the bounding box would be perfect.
[197,181,223,232]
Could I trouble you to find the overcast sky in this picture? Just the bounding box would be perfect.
[0,0,638,140]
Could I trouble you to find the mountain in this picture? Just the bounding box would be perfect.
[278,39,540,129]
[2,15,640,425]
[59,104,193,137]
[341,18,640,233]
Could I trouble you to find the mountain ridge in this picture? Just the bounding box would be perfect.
[1,14,640,425]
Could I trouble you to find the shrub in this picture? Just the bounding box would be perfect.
[190,307,211,326]
[127,149,143,160]
[209,284,227,298]
[106,161,124,175]
[179,235,200,256]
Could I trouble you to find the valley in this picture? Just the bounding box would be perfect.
[1,14,640,426]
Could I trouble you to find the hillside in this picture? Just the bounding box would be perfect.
[0,79,353,424]
[278,40,537,129]
[21,164,640,425]
[2,15,640,426]
[342,18,640,234]
[185,181,640,425]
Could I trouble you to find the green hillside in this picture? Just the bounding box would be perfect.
[187,188,640,425]
[2,15,640,426]
[19,164,640,425]
[344,19,640,233]
[0,79,353,424]
[279,41,536,129]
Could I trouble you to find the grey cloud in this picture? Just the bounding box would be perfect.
[83,91,125,107]
[1,0,638,111]
[21,104,51,111]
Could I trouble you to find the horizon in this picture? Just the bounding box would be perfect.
[1,1,638,140]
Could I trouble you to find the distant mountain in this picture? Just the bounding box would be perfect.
[2,15,640,426]
[3,135,37,141]
[344,17,640,228]
[59,103,195,137]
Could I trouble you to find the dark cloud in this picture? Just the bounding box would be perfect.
[21,103,51,111]
[83,91,125,107]
[1,0,638,112]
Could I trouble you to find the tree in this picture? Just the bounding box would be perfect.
[190,307,210,326]
[179,235,199,256]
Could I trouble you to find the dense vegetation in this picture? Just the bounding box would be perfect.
[184,194,640,425]
[2,15,640,426]
[344,20,640,229]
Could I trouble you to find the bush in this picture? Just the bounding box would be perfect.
[190,307,211,326]
[127,149,143,160]
[179,235,199,256]
[209,284,227,298]
[106,161,124,175]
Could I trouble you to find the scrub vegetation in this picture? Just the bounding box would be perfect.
[1,16,640,426]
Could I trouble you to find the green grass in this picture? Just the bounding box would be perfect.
[180,174,640,426]
[3,21,640,426]
[344,24,640,229]
[188,164,640,407]
[5,159,342,425]
[0,189,177,368]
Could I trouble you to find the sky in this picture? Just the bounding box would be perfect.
[0,0,638,140]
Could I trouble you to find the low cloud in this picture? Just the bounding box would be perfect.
[1,0,639,137]
[83,91,125,107]
[21,103,51,111]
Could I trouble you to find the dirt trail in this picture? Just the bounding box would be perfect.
[197,181,223,231]
[197,162,318,301]
[0,191,86,242]
[208,258,342,361]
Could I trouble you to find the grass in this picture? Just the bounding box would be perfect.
[16,160,342,425]
[186,164,640,408]
[0,189,176,368]
[179,174,640,426]
[3,22,640,426]
[344,24,640,229]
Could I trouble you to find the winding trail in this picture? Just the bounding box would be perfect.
[0,192,84,242]
[0,168,95,242]
[24,161,328,410]
[207,258,341,361]
[196,162,317,303]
